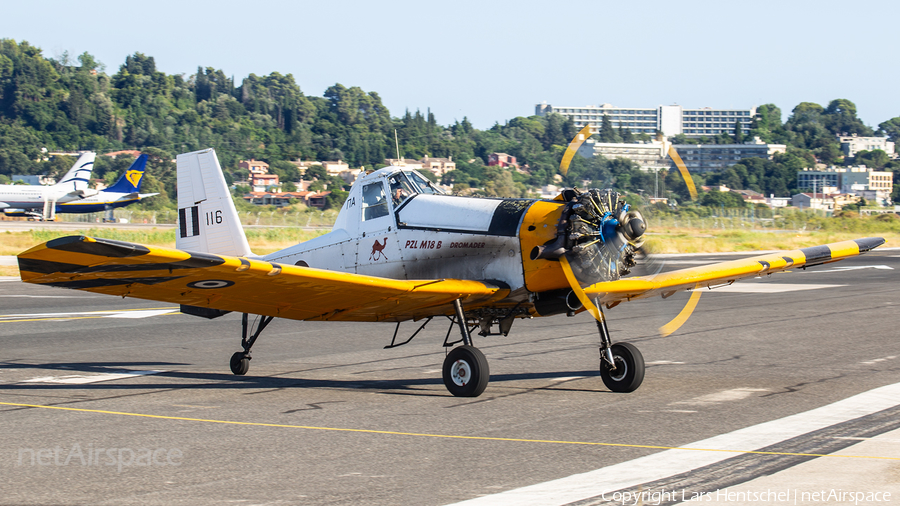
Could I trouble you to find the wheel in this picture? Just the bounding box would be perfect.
[230,352,250,375]
[600,342,644,393]
[442,345,489,397]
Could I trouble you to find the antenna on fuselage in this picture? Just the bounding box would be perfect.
[394,130,404,166]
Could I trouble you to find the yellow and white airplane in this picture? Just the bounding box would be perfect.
[17,148,885,397]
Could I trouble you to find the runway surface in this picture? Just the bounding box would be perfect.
[1,250,899,505]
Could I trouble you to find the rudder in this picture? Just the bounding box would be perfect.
[176,148,254,257]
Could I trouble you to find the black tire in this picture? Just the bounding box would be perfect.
[230,352,250,375]
[600,342,644,393]
[442,345,489,397]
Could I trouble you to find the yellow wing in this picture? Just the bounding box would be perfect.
[586,237,885,304]
[17,236,509,322]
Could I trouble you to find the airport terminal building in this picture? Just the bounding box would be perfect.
[535,102,755,138]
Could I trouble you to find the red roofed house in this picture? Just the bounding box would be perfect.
[103,150,142,159]
[488,153,518,168]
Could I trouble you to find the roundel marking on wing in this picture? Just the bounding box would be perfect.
[187,279,235,289]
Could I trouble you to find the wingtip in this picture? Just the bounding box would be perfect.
[855,237,886,252]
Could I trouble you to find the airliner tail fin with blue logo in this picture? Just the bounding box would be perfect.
[105,154,149,194]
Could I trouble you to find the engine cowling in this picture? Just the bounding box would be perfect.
[531,189,645,286]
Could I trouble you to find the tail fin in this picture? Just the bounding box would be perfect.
[105,154,148,194]
[175,148,254,257]
[54,152,95,191]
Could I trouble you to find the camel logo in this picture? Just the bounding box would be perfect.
[125,170,143,187]
[369,238,389,261]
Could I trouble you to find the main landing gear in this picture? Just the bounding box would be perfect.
[441,299,645,397]
[595,304,644,392]
[442,300,489,397]
[229,313,274,376]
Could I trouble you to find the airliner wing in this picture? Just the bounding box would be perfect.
[18,235,510,322]
[586,237,885,304]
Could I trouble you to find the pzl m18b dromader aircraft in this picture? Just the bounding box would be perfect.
[18,148,885,397]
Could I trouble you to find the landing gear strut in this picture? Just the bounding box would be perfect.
[442,300,489,397]
[595,302,644,392]
[230,313,274,375]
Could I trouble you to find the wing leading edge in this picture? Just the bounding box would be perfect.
[586,237,886,304]
[18,236,510,322]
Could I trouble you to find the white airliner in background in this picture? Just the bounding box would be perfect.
[1,153,157,220]
[0,152,96,219]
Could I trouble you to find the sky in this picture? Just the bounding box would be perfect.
[2,0,898,130]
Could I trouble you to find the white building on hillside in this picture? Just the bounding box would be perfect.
[838,135,896,158]
[535,102,755,138]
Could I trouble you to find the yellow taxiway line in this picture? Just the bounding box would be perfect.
[0,401,896,461]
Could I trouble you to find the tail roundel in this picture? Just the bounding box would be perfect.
[175,148,254,258]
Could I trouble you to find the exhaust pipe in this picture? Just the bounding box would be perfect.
[532,289,583,317]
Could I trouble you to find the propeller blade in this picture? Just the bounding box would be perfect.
[559,255,604,322]
[559,125,593,176]
[659,284,702,337]
[651,145,700,336]
[666,145,698,200]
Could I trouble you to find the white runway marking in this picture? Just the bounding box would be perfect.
[706,283,842,293]
[658,260,715,265]
[21,370,163,384]
[444,382,900,506]
[861,356,897,365]
[646,360,685,365]
[104,309,179,319]
[807,265,893,273]
[0,308,179,321]
[0,294,100,299]
[550,376,586,382]
[673,387,770,406]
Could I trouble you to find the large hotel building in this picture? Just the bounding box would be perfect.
[535,102,755,138]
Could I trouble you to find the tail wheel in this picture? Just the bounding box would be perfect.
[600,343,644,393]
[442,345,489,397]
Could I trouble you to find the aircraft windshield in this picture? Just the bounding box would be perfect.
[403,170,444,195]
[388,174,416,206]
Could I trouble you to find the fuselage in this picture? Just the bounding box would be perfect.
[0,184,85,210]
[263,167,571,305]
[55,191,156,213]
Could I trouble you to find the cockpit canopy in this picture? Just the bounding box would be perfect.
[388,170,445,200]
[333,167,447,234]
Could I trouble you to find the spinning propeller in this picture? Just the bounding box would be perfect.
[552,125,701,336]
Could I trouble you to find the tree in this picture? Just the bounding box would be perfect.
[482,166,518,197]
[733,119,743,144]
[822,99,873,136]
[749,104,789,144]
[700,189,746,208]
[598,114,620,143]
[855,149,890,169]
[877,117,900,148]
